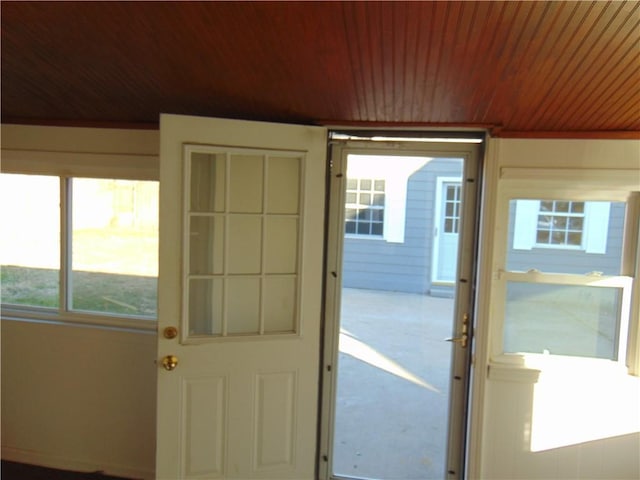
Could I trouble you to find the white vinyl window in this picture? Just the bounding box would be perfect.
[1,173,159,330]
[493,176,639,369]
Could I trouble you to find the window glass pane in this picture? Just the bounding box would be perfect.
[345,221,356,234]
[71,179,158,317]
[0,174,60,308]
[503,282,621,359]
[357,223,370,235]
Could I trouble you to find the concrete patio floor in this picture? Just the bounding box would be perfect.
[332,288,455,480]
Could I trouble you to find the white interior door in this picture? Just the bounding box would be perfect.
[433,178,462,283]
[156,114,327,479]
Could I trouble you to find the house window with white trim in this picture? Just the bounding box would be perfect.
[345,178,385,236]
[513,199,611,254]
[536,200,584,247]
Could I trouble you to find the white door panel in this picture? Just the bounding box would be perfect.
[157,114,326,479]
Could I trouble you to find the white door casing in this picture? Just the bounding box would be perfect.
[320,140,481,479]
[156,114,327,479]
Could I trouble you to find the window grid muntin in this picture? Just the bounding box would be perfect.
[184,147,303,340]
[345,178,385,237]
[536,200,585,247]
[444,184,461,234]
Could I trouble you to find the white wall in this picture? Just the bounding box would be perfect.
[470,138,640,479]
[1,125,159,478]
[1,321,157,479]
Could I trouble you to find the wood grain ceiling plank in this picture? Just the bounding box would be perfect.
[448,1,494,124]
[586,62,640,130]
[502,1,580,130]
[466,0,515,124]
[538,1,636,130]
[482,1,552,127]
[410,2,438,122]
[521,1,611,130]
[413,2,451,122]
[427,0,464,123]
[545,2,640,130]
[395,2,420,123]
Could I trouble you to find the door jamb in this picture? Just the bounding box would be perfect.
[318,137,484,480]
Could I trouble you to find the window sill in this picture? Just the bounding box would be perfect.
[1,306,157,333]
[489,353,631,380]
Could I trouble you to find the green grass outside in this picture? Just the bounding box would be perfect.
[1,265,157,317]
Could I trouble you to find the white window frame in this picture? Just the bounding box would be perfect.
[1,148,159,331]
[489,168,640,373]
[345,154,434,243]
[513,199,611,253]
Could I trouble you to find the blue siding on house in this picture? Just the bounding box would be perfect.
[342,158,463,293]
[506,201,625,275]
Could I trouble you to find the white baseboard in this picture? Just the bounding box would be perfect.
[1,446,155,480]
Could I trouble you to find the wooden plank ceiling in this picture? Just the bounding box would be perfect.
[2,1,639,136]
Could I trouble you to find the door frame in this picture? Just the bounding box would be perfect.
[318,136,484,480]
[432,176,464,285]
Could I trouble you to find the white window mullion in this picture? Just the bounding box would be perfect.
[60,177,72,313]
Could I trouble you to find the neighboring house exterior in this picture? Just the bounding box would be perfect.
[343,159,625,296]
[342,156,464,296]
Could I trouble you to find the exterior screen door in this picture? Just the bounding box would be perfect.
[156,114,327,479]
[320,140,481,480]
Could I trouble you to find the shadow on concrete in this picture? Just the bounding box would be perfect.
[333,288,455,480]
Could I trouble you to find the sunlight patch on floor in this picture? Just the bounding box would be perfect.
[339,329,440,393]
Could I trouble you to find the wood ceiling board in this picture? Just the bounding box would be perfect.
[1,1,638,135]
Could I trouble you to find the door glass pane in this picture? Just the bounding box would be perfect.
[227,216,262,274]
[226,277,260,334]
[188,278,223,336]
[184,147,302,338]
[267,156,300,214]
[190,152,226,213]
[71,179,159,317]
[263,276,297,333]
[264,217,298,274]
[0,174,60,308]
[229,154,263,213]
[190,216,225,275]
[504,283,621,359]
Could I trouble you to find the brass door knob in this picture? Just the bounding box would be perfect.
[161,355,179,371]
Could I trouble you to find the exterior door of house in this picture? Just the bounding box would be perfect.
[156,114,327,479]
[433,178,463,284]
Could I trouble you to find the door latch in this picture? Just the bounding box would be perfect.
[445,313,469,348]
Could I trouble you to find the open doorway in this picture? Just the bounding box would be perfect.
[320,138,482,480]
